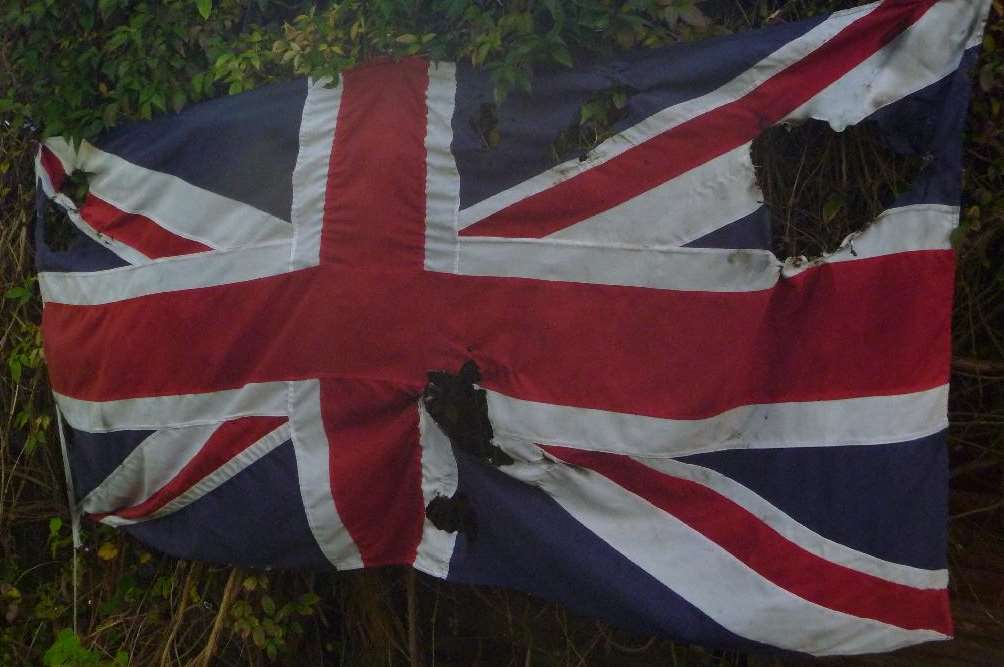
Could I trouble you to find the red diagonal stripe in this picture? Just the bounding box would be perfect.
[42,249,954,420]
[321,379,424,567]
[80,194,212,259]
[543,445,952,634]
[459,0,938,239]
[108,416,287,521]
[39,145,67,192]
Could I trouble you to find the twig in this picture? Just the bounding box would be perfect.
[951,500,1004,521]
[195,567,240,667]
[406,568,422,667]
[607,635,657,655]
[158,563,199,667]
[953,356,1004,378]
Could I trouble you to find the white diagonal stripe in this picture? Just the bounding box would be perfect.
[45,138,292,251]
[82,423,217,515]
[502,459,947,655]
[788,0,991,130]
[36,144,151,266]
[90,422,291,526]
[629,455,947,589]
[457,1,881,230]
[546,143,762,248]
[457,0,985,246]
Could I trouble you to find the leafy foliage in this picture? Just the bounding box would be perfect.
[2,0,716,141]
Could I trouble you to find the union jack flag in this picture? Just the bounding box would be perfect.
[36,0,990,655]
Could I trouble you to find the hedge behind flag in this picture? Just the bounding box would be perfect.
[35,0,991,656]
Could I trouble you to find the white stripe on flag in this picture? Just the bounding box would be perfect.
[54,382,290,432]
[288,380,364,569]
[487,384,949,458]
[36,144,152,266]
[628,455,948,590]
[82,423,217,515]
[39,240,292,305]
[424,62,462,275]
[290,78,343,270]
[39,202,953,305]
[46,138,293,251]
[81,142,291,249]
[546,143,762,248]
[456,204,956,292]
[781,203,957,278]
[89,422,291,527]
[510,459,948,655]
[788,0,991,129]
[456,1,881,230]
[413,405,459,578]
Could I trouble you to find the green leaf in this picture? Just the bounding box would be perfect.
[611,90,628,109]
[102,102,118,128]
[43,629,100,666]
[261,595,275,616]
[98,0,118,21]
[822,195,843,223]
[551,44,573,68]
[9,358,22,384]
[196,0,212,20]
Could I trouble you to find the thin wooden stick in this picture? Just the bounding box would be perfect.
[196,567,240,667]
[406,568,422,667]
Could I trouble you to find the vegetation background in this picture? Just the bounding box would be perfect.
[1,0,1002,665]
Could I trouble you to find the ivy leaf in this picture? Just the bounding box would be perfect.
[196,0,212,20]
[262,595,276,616]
